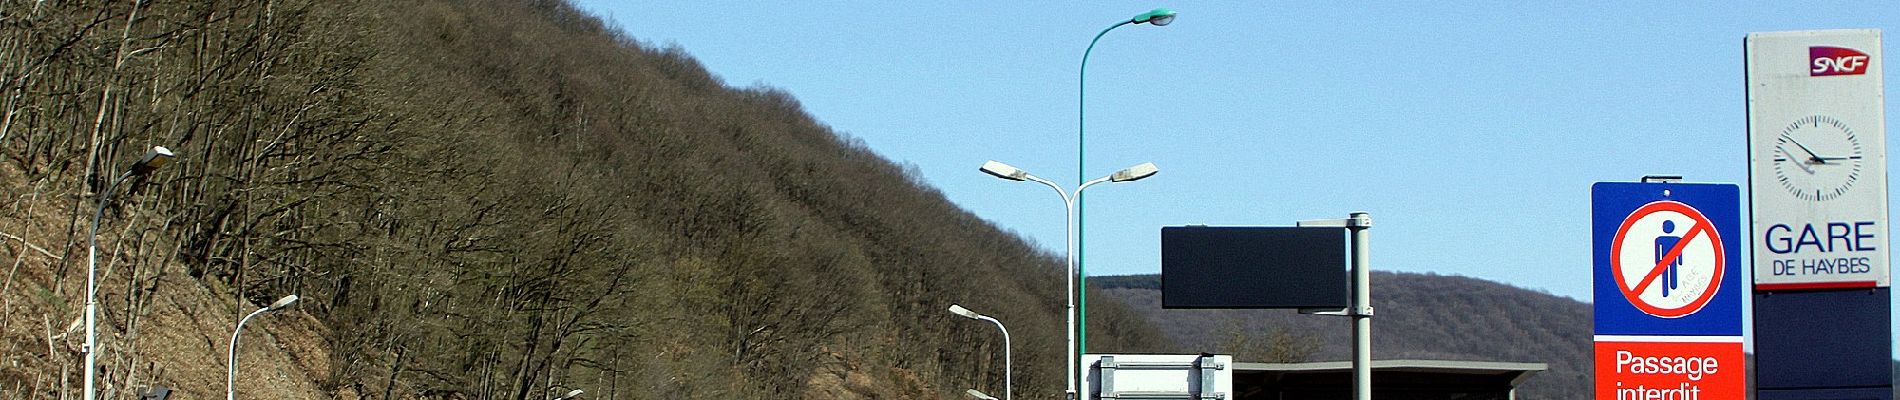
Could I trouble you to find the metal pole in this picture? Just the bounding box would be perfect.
[1062,191,1078,400]
[85,170,133,400]
[978,315,1013,400]
[1079,22,1117,400]
[1347,212,1373,400]
[1075,22,1133,387]
[1017,174,1082,400]
[229,307,269,400]
[1065,177,1113,399]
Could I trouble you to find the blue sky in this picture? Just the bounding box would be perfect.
[571,2,1899,356]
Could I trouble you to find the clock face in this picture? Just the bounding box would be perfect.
[1772,115,1863,201]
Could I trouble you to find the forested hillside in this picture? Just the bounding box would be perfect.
[1094,272,1593,399]
[6,2,1895,400]
[0,0,1167,398]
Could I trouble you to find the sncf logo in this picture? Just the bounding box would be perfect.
[1810,46,1870,76]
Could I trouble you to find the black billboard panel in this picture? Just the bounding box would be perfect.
[1161,226,1348,309]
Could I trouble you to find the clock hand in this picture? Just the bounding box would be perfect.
[1780,147,1817,174]
[1783,137,1828,164]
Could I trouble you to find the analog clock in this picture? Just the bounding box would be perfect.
[1772,115,1863,201]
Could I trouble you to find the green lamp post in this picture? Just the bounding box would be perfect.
[1075,7,1174,386]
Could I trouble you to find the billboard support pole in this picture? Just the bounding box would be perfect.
[1348,212,1373,400]
[1298,212,1374,400]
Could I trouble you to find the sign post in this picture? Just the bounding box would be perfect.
[1592,182,1746,400]
[1746,29,1892,400]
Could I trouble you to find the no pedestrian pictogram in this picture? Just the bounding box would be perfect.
[1610,201,1726,318]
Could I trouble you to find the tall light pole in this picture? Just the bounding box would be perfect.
[552,389,585,400]
[980,160,1158,399]
[228,294,298,400]
[86,146,173,400]
[1075,7,1174,366]
[949,304,1012,400]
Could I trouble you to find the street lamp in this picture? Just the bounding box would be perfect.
[86,146,173,400]
[978,160,1157,399]
[228,294,298,400]
[1131,9,1177,26]
[553,389,585,400]
[965,389,1001,400]
[1075,8,1174,371]
[949,304,1011,400]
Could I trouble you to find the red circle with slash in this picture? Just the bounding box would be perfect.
[1609,200,1725,318]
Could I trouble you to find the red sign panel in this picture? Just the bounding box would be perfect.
[1810,46,1871,76]
[1594,340,1745,400]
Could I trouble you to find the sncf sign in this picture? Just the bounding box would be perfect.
[1810,46,1871,76]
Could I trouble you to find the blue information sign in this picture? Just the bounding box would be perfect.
[1592,182,1743,336]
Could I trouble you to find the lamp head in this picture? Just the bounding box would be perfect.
[979,160,1030,181]
[267,294,299,311]
[554,389,585,400]
[1133,8,1176,26]
[1109,162,1159,182]
[964,389,999,400]
[130,146,174,175]
[947,304,982,320]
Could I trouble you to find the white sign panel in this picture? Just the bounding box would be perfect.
[1083,354,1232,400]
[1746,29,1890,290]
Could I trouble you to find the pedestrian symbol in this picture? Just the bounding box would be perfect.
[1611,200,1727,318]
[1656,220,1680,297]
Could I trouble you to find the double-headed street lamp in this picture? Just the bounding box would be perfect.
[228,294,299,400]
[949,304,1012,400]
[86,146,173,400]
[979,160,1157,399]
[1075,7,1174,369]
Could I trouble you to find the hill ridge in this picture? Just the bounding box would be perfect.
[1097,272,1900,399]
[1098,271,1592,398]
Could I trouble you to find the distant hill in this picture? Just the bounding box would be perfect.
[1098,273,1900,400]
[1097,272,1596,399]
